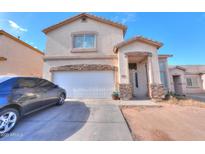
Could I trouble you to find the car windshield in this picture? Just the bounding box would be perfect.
[0,76,13,84]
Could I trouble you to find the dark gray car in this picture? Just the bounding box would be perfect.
[0,76,66,136]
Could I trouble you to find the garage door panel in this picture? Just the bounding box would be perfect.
[53,71,114,99]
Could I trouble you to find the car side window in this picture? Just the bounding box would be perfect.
[15,78,37,89]
[38,79,55,89]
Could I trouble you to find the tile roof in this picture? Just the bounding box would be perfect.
[158,54,173,58]
[114,36,163,53]
[43,13,127,35]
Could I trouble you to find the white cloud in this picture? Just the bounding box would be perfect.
[121,13,137,24]
[112,16,120,22]
[112,13,137,24]
[8,20,27,32]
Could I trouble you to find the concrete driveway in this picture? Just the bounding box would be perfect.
[187,93,205,103]
[0,101,132,141]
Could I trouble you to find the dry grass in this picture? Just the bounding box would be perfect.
[158,97,205,108]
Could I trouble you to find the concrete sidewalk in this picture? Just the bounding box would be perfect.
[66,98,158,106]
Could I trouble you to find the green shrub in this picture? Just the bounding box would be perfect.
[112,91,119,97]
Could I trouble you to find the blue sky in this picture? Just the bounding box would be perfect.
[0,12,205,65]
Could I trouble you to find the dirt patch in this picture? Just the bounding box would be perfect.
[150,129,173,141]
[121,104,205,141]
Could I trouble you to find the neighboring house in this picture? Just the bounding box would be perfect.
[168,65,205,95]
[42,13,205,99]
[158,55,205,96]
[0,30,44,77]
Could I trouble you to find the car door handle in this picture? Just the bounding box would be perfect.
[19,93,37,100]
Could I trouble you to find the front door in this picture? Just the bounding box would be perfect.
[129,63,148,99]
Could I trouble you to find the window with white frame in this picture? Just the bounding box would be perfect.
[186,77,199,87]
[73,34,96,49]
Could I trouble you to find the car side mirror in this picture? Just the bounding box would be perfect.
[54,85,59,88]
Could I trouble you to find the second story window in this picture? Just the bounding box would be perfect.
[73,34,96,49]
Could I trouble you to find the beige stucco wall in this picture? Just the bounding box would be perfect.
[45,18,124,57]
[0,35,43,77]
[117,41,161,85]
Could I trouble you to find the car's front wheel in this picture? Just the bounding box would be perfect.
[56,93,66,105]
[0,108,19,136]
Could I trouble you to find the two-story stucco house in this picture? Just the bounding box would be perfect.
[43,13,205,100]
[0,30,44,77]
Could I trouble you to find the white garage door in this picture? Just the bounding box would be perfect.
[53,71,114,99]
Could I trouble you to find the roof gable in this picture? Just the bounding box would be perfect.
[175,66,186,71]
[114,36,163,53]
[43,13,127,35]
[169,66,186,71]
[0,30,44,55]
